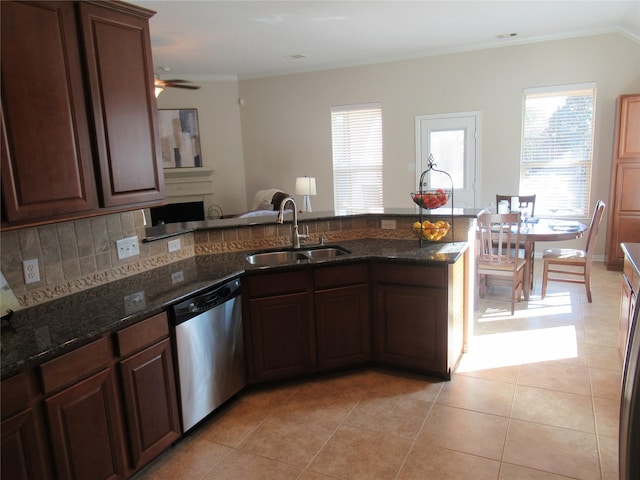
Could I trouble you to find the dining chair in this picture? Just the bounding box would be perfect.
[541,200,606,302]
[496,194,537,284]
[476,212,527,315]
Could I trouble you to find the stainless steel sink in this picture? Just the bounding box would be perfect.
[302,247,349,259]
[246,246,350,266]
[246,250,308,266]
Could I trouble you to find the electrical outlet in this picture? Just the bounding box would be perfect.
[168,238,181,252]
[23,258,40,284]
[116,236,140,260]
[381,219,396,230]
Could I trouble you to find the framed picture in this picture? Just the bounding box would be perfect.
[158,109,202,168]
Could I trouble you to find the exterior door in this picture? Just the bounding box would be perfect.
[416,112,478,208]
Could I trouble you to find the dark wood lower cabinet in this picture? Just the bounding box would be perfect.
[245,258,466,384]
[119,338,180,470]
[314,263,370,371]
[45,368,126,480]
[373,260,465,379]
[249,291,313,382]
[375,282,447,374]
[1,311,180,480]
[1,372,52,480]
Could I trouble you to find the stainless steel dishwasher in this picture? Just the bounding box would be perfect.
[171,278,245,433]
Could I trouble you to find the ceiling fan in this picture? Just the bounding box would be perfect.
[154,77,201,97]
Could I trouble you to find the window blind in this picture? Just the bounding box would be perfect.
[331,103,383,214]
[520,84,596,217]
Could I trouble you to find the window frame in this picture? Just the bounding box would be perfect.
[519,83,596,218]
[331,103,383,214]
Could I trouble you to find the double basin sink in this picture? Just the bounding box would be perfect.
[246,246,350,266]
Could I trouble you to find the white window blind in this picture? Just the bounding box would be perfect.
[520,84,596,217]
[331,103,383,214]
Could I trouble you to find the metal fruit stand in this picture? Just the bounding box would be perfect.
[412,154,455,247]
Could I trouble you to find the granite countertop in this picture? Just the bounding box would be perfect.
[622,243,640,277]
[1,238,468,380]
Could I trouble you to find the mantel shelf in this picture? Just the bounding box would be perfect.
[163,168,215,179]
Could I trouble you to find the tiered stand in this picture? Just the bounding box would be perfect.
[412,154,455,248]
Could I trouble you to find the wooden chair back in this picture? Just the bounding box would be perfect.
[496,194,536,217]
[477,213,522,267]
[584,200,606,258]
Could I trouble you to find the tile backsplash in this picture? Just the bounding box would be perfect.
[1,211,472,309]
[1,210,193,308]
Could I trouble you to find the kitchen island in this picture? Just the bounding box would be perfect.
[1,238,468,380]
[1,229,471,479]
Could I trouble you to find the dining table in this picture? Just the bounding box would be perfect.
[519,218,588,300]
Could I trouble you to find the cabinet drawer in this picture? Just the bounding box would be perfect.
[373,263,445,288]
[115,312,169,358]
[314,263,368,290]
[1,372,32,419]
[40,337,112,395]
[247,270,308,297]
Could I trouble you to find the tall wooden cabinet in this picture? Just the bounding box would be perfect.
[1,1,164,227]
[606,94,640,270]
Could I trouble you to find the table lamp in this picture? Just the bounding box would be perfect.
[295,176,316,212]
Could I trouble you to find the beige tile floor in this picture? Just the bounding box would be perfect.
[135,261,624,480]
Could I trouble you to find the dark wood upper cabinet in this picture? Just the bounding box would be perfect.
[1,0,164,227]
[78,1,164,208]
[0,1,98,222]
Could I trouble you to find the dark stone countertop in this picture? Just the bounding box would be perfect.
[1,238,467,380]
[622,243,640,279]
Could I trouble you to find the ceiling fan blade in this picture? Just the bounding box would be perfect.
[167,84,201,90]
[154,78,201,90]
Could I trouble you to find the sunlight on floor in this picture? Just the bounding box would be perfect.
[458,325,579,372]
[463,290,582,371]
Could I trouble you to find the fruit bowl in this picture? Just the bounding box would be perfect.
[412,220,451,241]
[411,189,450,209]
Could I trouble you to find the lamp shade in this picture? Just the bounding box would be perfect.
[295,177,316,196]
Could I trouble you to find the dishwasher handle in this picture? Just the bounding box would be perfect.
[173,279,241,324]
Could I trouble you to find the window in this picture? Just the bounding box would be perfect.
[331,103,383,214]
[520,84,596,217]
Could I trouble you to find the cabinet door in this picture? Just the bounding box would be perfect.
[315,284,370,371]
[1,409,49,480]
[1,1,98,223]
[119,339,181,470]
[1,371,51,480]
[79,2,165,207]
[375,283,447,376]
[45,368,126,480]
[249,292,312,383]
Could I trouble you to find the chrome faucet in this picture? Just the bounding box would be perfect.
[277,196,309,248]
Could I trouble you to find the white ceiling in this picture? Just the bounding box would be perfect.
[136,1,640,80]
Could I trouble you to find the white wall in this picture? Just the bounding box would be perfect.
[237,33,640,255]
[156,33,639,256]
[156,80,247,217]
